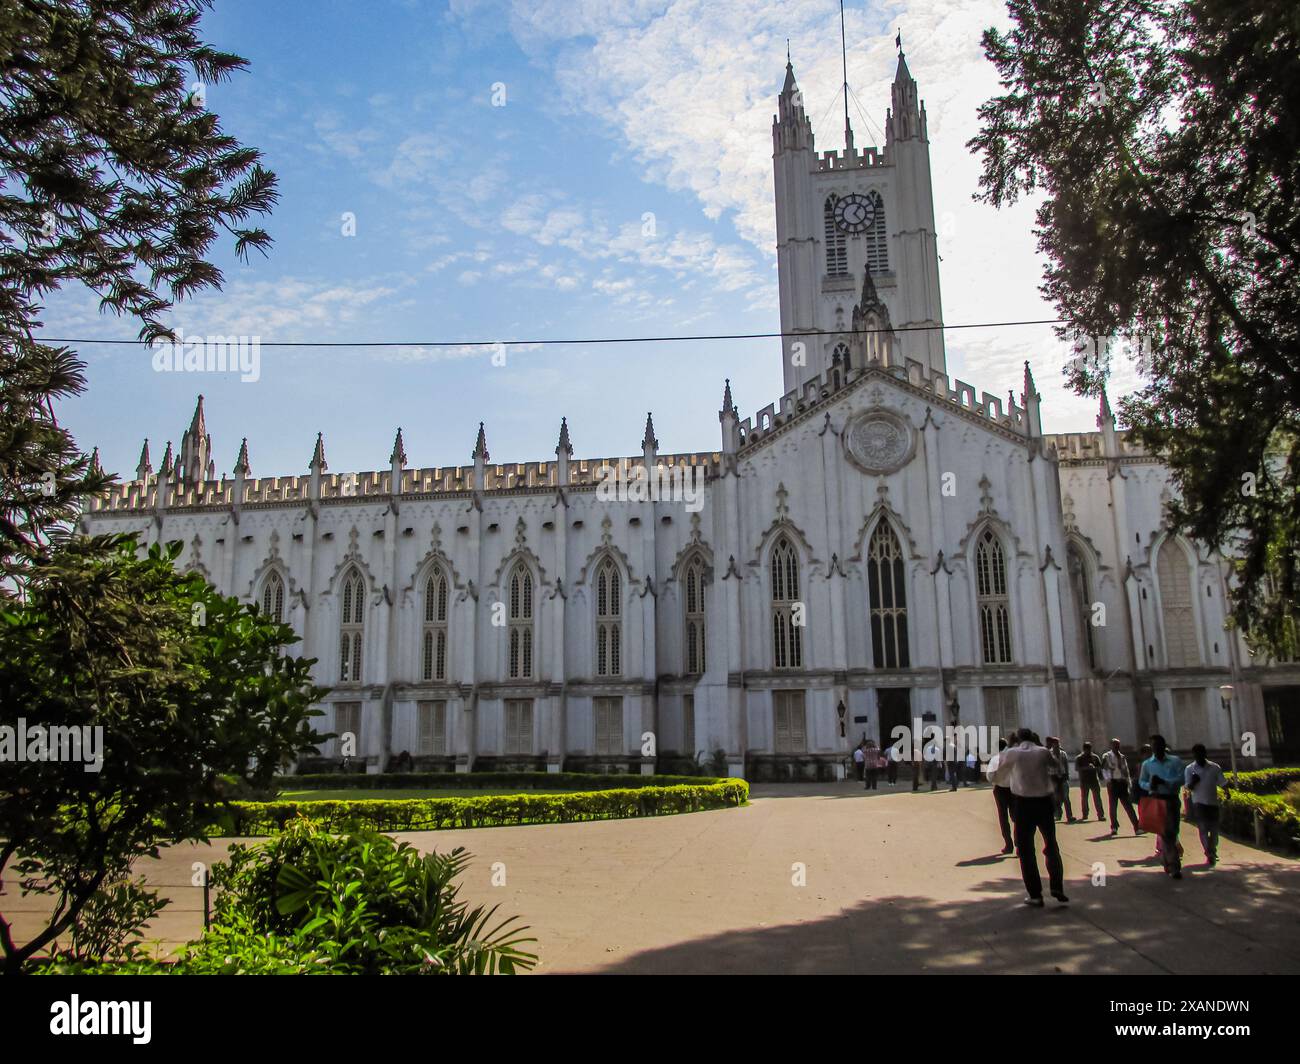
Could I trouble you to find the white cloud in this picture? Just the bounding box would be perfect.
[453,0,1120,431]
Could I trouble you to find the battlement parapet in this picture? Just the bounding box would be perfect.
[1047,430,1149,462]
[736,354,1029,451]
[816,146,885,171]
[84,452,724,513]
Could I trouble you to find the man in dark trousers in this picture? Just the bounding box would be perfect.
[999,728,1068,907]
[988,737,1015,854]
[1101,738,1141,835]
[1075,741,1105,822]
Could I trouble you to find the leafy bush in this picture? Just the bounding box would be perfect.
[64,865,169,964]
[1218,790,1300,850]
[43,820,537,975]
[213,780,750,837]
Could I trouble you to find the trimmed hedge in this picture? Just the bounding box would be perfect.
[1214,767,1300,851]
[277,771,722,793]
[212,779,750,837]
[1218,790,1300,849]
[1222,767,1300,795]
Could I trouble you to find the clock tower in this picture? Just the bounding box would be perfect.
[772,49,946,394]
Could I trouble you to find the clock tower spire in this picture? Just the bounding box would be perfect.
[771,40,946,392]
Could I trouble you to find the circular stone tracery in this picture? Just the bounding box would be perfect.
[842,409,916,475]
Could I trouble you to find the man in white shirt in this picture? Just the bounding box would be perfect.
[853,741,866,783]
[986,738,1015,854]
[1184,744,1230,866]
[998,729,1068,907]
[1101,738,1140,836]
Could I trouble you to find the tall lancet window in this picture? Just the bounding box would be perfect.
[260,571,285,623]
[976,529,1013,664]
[422,566,449,682]
[595,558,621,677]
[1157,539,1199,667]
[771,536,803,669]
[508,562,534,680]
[684,556,706,675]
[823,196,848,277]
[1067,543,1097,670]
[864,190,888,273]
[339,568,365,682]
[868,522,909,668]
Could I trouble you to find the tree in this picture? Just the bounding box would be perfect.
[969,0,1300,656]
[0,535,326,974]
[0,0,277,582]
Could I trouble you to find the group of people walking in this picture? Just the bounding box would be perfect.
[988,730,1230,905]
[852,738,981,792]
[852,740,900,788]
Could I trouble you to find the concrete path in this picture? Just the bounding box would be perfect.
[6,782,1298,973]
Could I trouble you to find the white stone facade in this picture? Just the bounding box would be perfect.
[80,54,1292,776]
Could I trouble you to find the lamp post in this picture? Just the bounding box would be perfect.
[1219,684,1238,776]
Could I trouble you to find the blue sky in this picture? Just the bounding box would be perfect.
[48,0,1135,483]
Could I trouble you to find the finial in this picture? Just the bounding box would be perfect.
[642,412,658,451]
[233,437,251,476]
[556,416,573,456]
[722,378,735,413]
[1023,359,1039,401]
[390,426,407,467]
[896,28,903,55]
[136,438,152,480]
[159,440,174,475]
[472,422,489,463]
[189,393,206,431]
[310,432,327,472]
[89,446,102,474]
[1098,384,1114,427]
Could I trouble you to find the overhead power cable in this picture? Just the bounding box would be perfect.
[39,317,1067,349]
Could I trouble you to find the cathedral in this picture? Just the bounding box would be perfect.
[80,51,1293,777]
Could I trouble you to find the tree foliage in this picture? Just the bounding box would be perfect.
[0,0,277,581]
[0,535,325,973]
[969,0,1300,656]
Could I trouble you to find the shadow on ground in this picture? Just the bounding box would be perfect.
[582,862,1300,975]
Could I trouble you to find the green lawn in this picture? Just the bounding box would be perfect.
[276,788,570,802]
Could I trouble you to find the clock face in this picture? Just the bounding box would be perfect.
[833,193,875,234]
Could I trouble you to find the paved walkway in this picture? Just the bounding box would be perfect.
[7,782,1299,973]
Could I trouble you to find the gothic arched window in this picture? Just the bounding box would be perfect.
[823,196,848,277]
[1067,542,1097,670]
[976,529,1013,664]
[771,536,803,669]
[339,567,365,682]
[422,566,449,682]
[595,557,621,677]
[832,341,851,373]
[868,522,909,668]
[1157,539,1199,667]
[683,555,706,675]
[260,571,285,623]
[508,562,534,679]
[864,190,888,273]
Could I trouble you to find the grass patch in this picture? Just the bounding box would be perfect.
[278,788,570,802]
